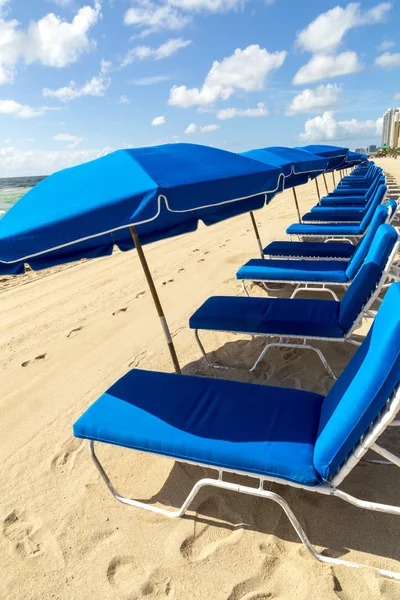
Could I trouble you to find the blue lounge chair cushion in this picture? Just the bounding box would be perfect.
[339,224,397,330]
[315,282,400,480]
[73,369,324,485]
[236,258,349,283]
[319,196,368,206]
[263,240,355,259]
[287,223,362,236]
[301,211,364,222]
[189,296,345,338]
[344,205,388,280]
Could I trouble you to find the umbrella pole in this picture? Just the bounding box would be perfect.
[292,187,302,223]
[130,225,181,374]
[315,177,321,204]
[249,211,264,258]
[322,173,329,194]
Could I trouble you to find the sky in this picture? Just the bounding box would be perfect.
[0,0,399,176]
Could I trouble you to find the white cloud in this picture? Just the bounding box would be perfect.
[121,37,191,68]
[299,110,383,142]
[152,115,167,125]
[118,95,130,104]
[293,51,362,85]
[296,2,392,54]
[286,83,341,115]
[169,45,287,107]
[378,40,395,51]
[0,99,59,118]
[0,145,112,176]
[0,2,101,85]
[4,137,34,143]
[170,0,243,10]
[124,2,190,36]
[43,60,111,101]
[123,0,251,36]
[184,122,220,134]
[132,74,172,85]
[216,102,268,120]
[53,133,83,148]
[375,52,400,69]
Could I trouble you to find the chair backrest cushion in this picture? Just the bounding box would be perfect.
[359,183,386,231]
[345,205,388,280]
[314,282,400,481]
[339,224,397,331]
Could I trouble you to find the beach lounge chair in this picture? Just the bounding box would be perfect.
[319,172,383,206]
[237,217,396,300]
[263,201,397,261]
[286,187,388,241]
[300,183,386,224]
[73,282,400,580]
[189,225,398,378]
[305,174,383,210]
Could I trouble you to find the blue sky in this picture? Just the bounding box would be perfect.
[0,0,399,176]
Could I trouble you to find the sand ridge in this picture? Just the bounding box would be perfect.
[0,158,399,599]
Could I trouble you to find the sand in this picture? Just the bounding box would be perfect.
[0,158,399,600]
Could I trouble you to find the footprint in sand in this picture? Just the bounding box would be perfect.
[107,557,174,598]
[162,279,174,286]
[129,350,150,369]
[281,348,302,362]
[50,437,85,472]
[192,248,200,253]
[197,258,205,263]
[135,291,146,299]
[21,353,47,368]
[67,326,83,338]
[178,268,185,273]
[113,307,128,315]
[180,496,243,563]
[226,556,278,600]
[3,510,43,557]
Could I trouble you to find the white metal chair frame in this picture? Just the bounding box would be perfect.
[193,240,400,379]
[288,198,398,246]
[243,210,399,301]
[87,383,400,581]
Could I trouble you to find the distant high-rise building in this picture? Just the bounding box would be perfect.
[391,113,400,148]
[382,108,400,146]
[367,144,377,153]
[355,147,366,154]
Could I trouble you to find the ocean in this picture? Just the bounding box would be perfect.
[0,176,46,217]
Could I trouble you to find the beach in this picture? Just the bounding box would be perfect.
[0,157,399,599]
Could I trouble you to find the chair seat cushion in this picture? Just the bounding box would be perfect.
[320,196,367,206]
[301,211,363,223]
[74,369,323,486]
[287,223,361,236]
[189,295,345,338]
[263,241,355,260]
[236,258,349,283]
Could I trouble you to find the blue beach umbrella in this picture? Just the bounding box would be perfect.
[297,144,349,194]
[0,143,283,373]
[240,146,328,223]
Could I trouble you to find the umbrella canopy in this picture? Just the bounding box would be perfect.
[240,146,328,189]
[343,151,367,167]
[0,143,283,275]
[297,144,349,171]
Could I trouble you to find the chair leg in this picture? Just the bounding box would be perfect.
[291,284,340,301]
[89,442,400,581]
[250,340,337,379]
[194,330,231,370]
